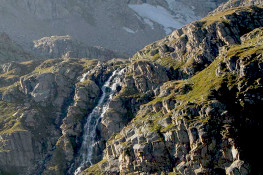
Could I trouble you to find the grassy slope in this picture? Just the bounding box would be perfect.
[84,26,263,174]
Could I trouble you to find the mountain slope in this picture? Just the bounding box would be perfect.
[0,1,263,175]
[0,33,33,64]
[133,5,263,78]
[92,26,263,175]
[211,0,263,13]
[0,0,226,55]
[32,35,128,61]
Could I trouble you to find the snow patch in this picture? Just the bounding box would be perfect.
[128,3,182,34]
[144,18,154,30]
[123,27,136,34]
[165,0,201,24]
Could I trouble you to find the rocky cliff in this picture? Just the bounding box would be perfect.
[32,35,128,61]
[0,58,128,174]
[211,0,263,13]
[133,5,263,78]
[93,26,263,175]
[0,1,263,175]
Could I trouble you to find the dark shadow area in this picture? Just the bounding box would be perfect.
[214,82,263,175]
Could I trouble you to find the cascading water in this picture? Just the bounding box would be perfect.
[74,68,125,175]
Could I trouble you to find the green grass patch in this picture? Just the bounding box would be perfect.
[0,121,26,134]
[84,159,108,175]
[0,101,23,134]
[176,57,223,104]
[151,53,184,69]
[200,6,256,27]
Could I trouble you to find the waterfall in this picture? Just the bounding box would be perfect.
[74,68,125,175]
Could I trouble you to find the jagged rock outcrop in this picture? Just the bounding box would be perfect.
[43,79,101,174]
[38,60,131,175]
[0,60,42,90]
[133,5,263,78]
[211,0,263,13]
[32,35,128,60]
[86,26,263,175]
[94,60,171,162]
[0,58,113,174]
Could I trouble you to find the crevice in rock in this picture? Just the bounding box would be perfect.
[57,84,77,129]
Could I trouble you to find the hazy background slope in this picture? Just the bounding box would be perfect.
[0,0,226,55]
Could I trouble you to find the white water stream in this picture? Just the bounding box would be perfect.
[74,68,125,175]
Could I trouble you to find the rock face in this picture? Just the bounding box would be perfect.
[0,131,34,169]
[32,35,128,60]
[133,5,263,78]
[0,0,226,55]
[0,33,124,63]
[89,26,263,175]
[0,33,33,64]
[1,1,263,175]
[0,58,130,175]
[211,0,263,13]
